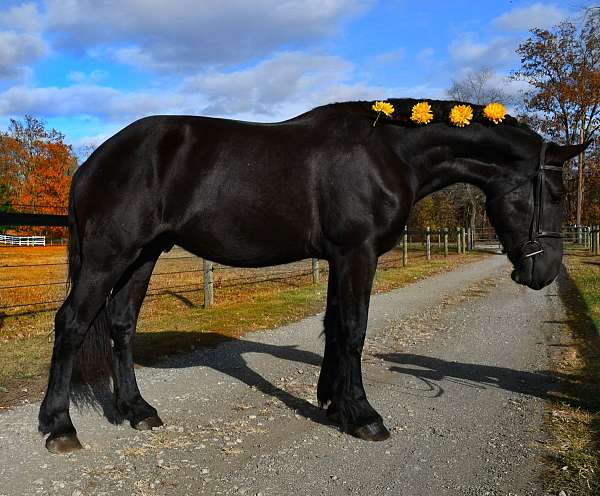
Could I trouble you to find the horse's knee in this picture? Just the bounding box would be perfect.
[53,303,87,351]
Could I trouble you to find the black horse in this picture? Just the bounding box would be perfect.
[38,99,588,453]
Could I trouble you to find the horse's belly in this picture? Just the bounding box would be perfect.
[175,211,314,268]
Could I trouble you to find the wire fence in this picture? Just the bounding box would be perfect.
[0,227,476,316]
[1,224,597,317]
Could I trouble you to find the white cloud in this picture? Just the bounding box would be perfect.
[45,0,372,72]
[0,51,389,124]
[492,3,567,32]
[0,30,48,79]
[0,2,43,33]
[449,37,517,69]
[0,84,186,121]
[67,70,109,84]
[183,51,379,117]
[372,48,405,66]
[417,47,435,64]
[0,3,48,80]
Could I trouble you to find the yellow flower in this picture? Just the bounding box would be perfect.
[449,104,473,127]
[483,102,506,124]
[372,100,395,117]
[410,101,433,124]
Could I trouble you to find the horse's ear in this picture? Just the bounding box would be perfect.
[546,140,593,165]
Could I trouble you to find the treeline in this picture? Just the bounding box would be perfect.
[413,9,599,230]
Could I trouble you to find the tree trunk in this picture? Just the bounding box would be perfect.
[576,124,585,241]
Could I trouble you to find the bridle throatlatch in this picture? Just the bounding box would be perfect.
[489,141,564,262]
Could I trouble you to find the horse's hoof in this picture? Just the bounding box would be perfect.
[133,414,163,431]
[45,433,83,454]
[351,421,391,442]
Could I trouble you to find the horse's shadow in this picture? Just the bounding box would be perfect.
[374,352,569,403]
[72,331,328,427]
[74,328,582,430]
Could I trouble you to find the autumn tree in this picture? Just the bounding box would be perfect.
[513,10,600,226]
[0,116,75,237]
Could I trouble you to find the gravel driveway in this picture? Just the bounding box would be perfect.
[0,255,564,495]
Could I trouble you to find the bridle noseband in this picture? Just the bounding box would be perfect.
[490,141,563,262]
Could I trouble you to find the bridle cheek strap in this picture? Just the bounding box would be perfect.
[517,141,563,262]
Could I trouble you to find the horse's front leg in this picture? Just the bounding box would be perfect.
[317,262,339,406]
[321,247,389,441]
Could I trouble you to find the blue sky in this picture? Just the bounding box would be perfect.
[0,1,578,153]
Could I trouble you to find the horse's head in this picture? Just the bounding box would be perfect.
[486,140,590,290]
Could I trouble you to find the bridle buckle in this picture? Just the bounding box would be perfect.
[520,240,544,260]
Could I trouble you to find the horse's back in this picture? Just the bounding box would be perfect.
[72,115,326,265]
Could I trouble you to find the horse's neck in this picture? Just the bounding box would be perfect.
[397,134,506,201]
[413,156,497,201]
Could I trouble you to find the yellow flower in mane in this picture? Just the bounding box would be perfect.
[449,104,473,127]
[372,100,395,117]
[483,102,507,124]
[410,101,433,124]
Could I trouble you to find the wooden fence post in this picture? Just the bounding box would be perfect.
[583,227,588,250]
[402,226,408,266]
[203,259,214,308]
[462,227,467,254]
[443,228,448,257]
[311,258,320,284]
[426,226,431,261]
[457,227,461,254]
[594,225,600,255]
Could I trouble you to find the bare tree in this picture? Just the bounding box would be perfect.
[445,67,511,233]
[448,67,513,106]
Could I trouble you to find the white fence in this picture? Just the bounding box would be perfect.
[0,234,46,246]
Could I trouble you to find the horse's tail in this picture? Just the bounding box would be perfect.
[67,173,113,385]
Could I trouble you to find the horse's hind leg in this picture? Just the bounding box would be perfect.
[107,251,162,430]
[317,262,339,406]
[39,254,138,453]
[323,247,390,441]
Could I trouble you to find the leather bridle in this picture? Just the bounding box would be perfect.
[488,141,564,262]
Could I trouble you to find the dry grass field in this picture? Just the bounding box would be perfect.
[0,243,484,408]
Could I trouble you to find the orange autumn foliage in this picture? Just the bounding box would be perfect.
[1,116,75,238]
[17,141,72,236]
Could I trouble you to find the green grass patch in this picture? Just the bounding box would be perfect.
[544,251,600,495]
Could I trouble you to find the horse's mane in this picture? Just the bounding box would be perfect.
[309,98,530,131]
